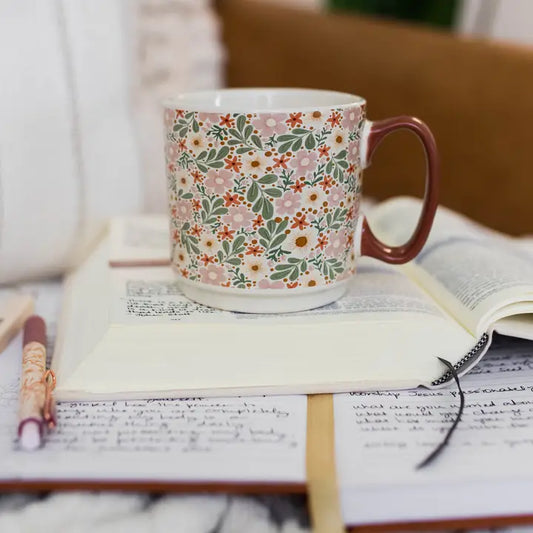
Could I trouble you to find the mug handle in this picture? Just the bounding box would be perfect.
[359,116,440,264]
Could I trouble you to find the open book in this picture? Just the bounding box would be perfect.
[52,197,533,399]
[3,282,533,529]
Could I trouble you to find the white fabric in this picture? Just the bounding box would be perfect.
[0,493,309,533]
[0,0,142,283]
[132,0,224,212]
[0,0,222,284]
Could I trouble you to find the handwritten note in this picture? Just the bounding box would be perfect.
[335,335,533,525]
[0,281,306,484]
[0,395,306,483]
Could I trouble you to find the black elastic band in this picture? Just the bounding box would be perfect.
[417,357,465,469]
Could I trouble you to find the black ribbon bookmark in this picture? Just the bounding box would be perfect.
[417,357,465,469]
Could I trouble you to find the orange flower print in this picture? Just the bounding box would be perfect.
[200,254,215,266]
[273,154,290,169]
[172,229,180,243]
[175,110,184,118]
[252,214,264,229]
[180,268,189,278]
[318,145,330,158]
[347,164,356,174]
[224,156,242,172]
[191,224,202,237]
[287,282,298,289]
[317,235,328,250]
[291,179,304,193]
[320,175,334,190]
[326,111,341,128]
[171,206,178,217]
[223,191,241,207]
[192,199,201,210]
[246,245,263,256]
[219,114,234,127]
[191,169,202,183]
[218,225,235,240]
[286,112,303,128]
[178,138,187,152]
[291,214,309,230]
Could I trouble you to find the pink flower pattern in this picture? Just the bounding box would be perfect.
[327,186,344,207]
[222,205,254,230]
[165,104,364,289]
[199,264,227,285]
[275,191,301,216]
[204,169,233,194]
[252,114,288,137]
[341,107,361,130]
[325,230,348,257]
[289,150,318,176]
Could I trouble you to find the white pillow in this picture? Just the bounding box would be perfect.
[0,1,142,283]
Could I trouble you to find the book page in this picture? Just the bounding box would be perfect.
[335,335,533,526]
[110,258,447,326]
[0,282,306,485]
[370,197,533,336]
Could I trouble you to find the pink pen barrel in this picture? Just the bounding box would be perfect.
[23,315,46,347]
[18,315,48,450]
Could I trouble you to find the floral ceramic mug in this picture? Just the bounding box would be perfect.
[163,88,439,313]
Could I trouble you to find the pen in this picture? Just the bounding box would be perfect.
[18,315,56,451]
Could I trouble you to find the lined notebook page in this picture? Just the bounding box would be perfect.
[335,336,533,526]
[0,282,306,485]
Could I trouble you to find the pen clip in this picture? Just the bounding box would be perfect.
[42,369,57,430]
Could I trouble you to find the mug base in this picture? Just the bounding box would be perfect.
[179,280,349,314]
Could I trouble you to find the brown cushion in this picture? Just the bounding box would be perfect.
[219,0,533,235]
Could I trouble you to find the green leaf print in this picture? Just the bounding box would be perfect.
[217,234,246,267]
[325,207,348,231]
[276,129,316,153]
[270,257,307,282]
[247,181,260,202]
[247,179,279,220]
[321,258,344,280]
[227,113,263,152]
[200,197,228,226]
[180,223,200,256]
[194,146,229,172]
[326,150,349,183]
[257,174,277,185]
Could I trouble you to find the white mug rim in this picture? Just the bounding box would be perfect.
[162,87,366,114]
